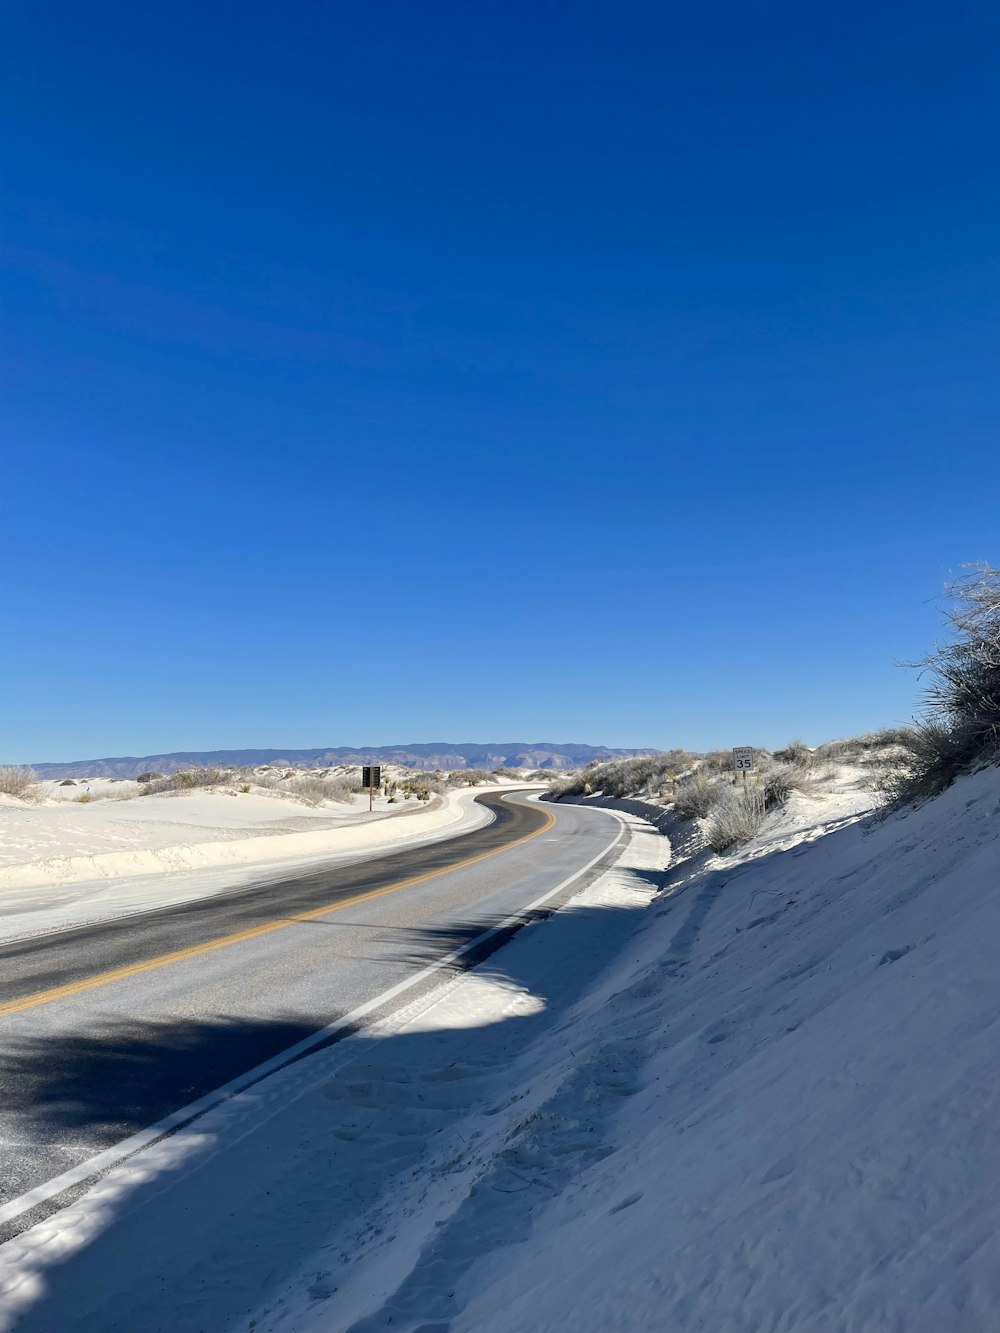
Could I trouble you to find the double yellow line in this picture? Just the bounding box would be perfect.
[0,805,557,1018]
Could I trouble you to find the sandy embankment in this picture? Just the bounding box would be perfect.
[0,784,540,942]
[0,785,530,892]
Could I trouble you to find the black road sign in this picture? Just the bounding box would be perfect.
[361,765,382,789]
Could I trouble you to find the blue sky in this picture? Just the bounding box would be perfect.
[3,1,999,761]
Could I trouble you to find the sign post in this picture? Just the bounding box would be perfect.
[361,765,382,812]
[732,747,755,790]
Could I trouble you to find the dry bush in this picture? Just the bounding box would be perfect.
[403,771,445,796]
[491,767,522,779]
[555,752,691,800]
[0,765,39,799]
[447,768,497,787]
[876,565,1000,810]
[287,774,360,805]
[705,786,766,851]
[141,767,228,795]
[672,774,720,820]
[772,740,813,767]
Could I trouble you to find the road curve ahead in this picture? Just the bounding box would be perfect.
[0,792,627,1238]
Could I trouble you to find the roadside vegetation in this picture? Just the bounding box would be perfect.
[872,564,1000,811]
[543,725,940,855]
[0,765,40,801]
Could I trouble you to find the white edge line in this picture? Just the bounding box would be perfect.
[0,801,627,1230]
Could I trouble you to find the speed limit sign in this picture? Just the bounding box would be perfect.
[732,747,755,772]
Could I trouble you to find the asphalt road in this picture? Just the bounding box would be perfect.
[0,792,626,1239]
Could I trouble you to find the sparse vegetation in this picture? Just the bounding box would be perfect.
[135,771,163,784]
[74,792,94,804]
[874,565,1000,811]
[0,765,39,800]
[447,768,498,787]
[286,774,360,805]
[671,774,718,820]
[140,767,228,795]
[772,740,813,767]
[705,785,765,851]
[491,767,522,779]
[815,728,915,765]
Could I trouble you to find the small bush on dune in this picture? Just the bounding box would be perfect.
[0,765,39,800]
[761,764,797,806]
[672,774,719,820]
[141,767,228,796]
[874,565,1000,810]
[772,740,813,767]
[491,767,522,779]
[705,787,765,852]
[287,774,360,805]
[447,768,497,787]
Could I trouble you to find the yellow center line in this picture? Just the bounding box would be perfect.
[0,805,558,1018]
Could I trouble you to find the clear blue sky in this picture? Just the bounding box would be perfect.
[3,1,999,762]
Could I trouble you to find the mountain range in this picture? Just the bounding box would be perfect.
[29,742,655,780]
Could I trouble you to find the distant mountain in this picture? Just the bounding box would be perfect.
[29,742,656,780]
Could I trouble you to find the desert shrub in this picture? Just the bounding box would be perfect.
[761,764,797,807]
[287,774,360,805]
[327,775,361,801]
[141,767,227,795]
[772,740,813,767]
[872,721,976,810]
[403,771,445,796]
[672,774,720,820]
[526,769,556,782]
[705,786,765,852]
[815,728,916,765]
[238,783,252,793]
[698,750,732,774]
[447,768,497,787]
[0,765,38,799]
[135,771,163,784]
[875,565,1000,809]
[491,767,521,779]
[59,778,77,786]
[553,752,690,800]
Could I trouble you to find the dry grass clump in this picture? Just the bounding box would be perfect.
[0,765,39,799]
[140,767,229,795]
[815,728,915,766]
[552,752,693,800]
[286,773,360,805]
[705,786,766,852]
[446,769,498,787]
[771,739,813,767]
[672,774,719,820]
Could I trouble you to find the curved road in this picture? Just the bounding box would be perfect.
[0,793,627,1242]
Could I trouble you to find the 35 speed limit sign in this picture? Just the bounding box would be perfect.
[732,747,755,772]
